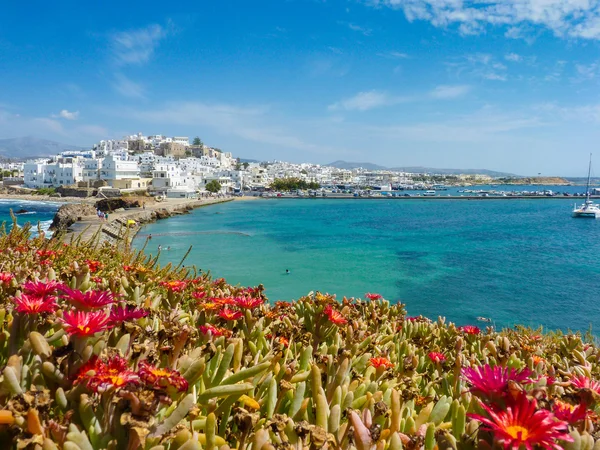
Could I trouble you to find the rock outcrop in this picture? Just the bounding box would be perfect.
[95,198,142,212]
[49,203,97,231]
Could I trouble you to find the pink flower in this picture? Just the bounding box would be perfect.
[462,364,533,399]
[458,325,481,335]
[469,394,572,450]
[235,296,263,309]
[218,308,243,321]
[571,375,600,394]
[365,293,382,300]
[0,272,14,285]
[109,305,148,324]
[23,280,66,297]
[60,311,111,336]
[61,287,115,309]
[12,294,57,314]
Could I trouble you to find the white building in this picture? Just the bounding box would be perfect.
[23,157,85,188]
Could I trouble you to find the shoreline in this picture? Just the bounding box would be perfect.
[59,197,237,245]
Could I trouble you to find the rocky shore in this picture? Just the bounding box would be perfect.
[51,197,234,245]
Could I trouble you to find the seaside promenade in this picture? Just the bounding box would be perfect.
[64,197,235,245]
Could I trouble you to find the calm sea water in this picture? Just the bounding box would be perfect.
[0,200,58,235]
[133,193,600,332]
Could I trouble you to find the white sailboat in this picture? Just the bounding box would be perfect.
[572,154,600,218]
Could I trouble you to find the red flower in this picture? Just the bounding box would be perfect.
[266,333,290,347]
[235,296,263,309]
[76,356,138,392]
[109,305,148,324]
[60,310,111,336]
[138,361,188,392]
[428,352,447,364]
[365,293,382,300]
[369,357,394,369]
[214,297,236,306]
[218,308,243,321]
[199,324,229,337]
[552,400,588,424]
[459,325,481,335]
[462,365,533,398]
[61,287,115,309]
[12,294,57,314]
[0,272,14,285]
[85,260,103,273]
[23,280,66,297]
[468,394,573,450]
[36,249,57,260]
[92,277,103,284]
[324,305,348,325]
[192,290,206,301]
[159,280,188,292]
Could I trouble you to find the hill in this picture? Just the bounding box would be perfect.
[326,160,517,177]
[0,136,86,159]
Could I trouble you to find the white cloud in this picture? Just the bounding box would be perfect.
[574,62,600,81]
[505,53,522,62]
[367,0,600,41]
[448,54,508,81]
[51,109,79,120]
[376,51,409,59]
[328,90,408,111]
[113,73,145,98]
[429,85,470,99]
[110,22,171,66]
[339,21,372,36]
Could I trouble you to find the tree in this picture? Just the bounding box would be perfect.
[243,162,249,170]
[271,177,321,192]
[205,180,222,193]
[193,137,203,147]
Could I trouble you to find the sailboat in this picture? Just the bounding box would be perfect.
[572,154,600,218]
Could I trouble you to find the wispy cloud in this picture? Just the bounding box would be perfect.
[429,85,470,99]
[110,22,172,66]
[376,51,409,59]
[51,109,79,120]
[366,0,600,41]
[505,53,522,62]
[339,21,372,36]
[573,62,600,82]
[113,73,145,99]
[448,54,508,81]
[328,90,409,111]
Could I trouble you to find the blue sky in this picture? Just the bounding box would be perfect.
[2,1,600,175]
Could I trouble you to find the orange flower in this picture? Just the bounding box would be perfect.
[198,301,221,311]
[199,324,230,337]
[85,259,103,273]
[532,355,545,366]
[369,357,394,369]
[218,308,243,321]
[159,280,188,292]
[324,305,347,325]
[75,356,138,392]
[138,361,188,392]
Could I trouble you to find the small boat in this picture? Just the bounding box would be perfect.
[476,316,492,323]
[572,154,600,218]
[423,190,436,197]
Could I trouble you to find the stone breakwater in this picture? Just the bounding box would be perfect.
[51,198,234,245]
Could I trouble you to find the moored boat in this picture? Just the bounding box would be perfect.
[572,154,600,218]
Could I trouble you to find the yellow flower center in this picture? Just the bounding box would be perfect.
[506,425,529,440]
[77,325,91,334]
[107,375,126,386]
[151,368,170,377]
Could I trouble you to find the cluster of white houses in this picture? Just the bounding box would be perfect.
[8,132,497,197]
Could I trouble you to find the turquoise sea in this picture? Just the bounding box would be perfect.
[0,200,58,235]
[133,193,600,332]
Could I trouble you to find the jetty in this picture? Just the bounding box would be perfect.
[59,197,233,245]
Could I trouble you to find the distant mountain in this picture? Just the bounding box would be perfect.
[326,160,516,177]
[326,160,388,171]
[0,137,86,159]
[239,158,260,163]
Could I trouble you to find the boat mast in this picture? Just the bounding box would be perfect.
[586,153,592,202]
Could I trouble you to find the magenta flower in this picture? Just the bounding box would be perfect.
[60,310,111,336]
[469,394,573,450]
[13,294,57,314]
[60,287,115,309]
[23,280,66,297]
[109,305,149,324]
[571,375,600,394]
[462,364,534,398]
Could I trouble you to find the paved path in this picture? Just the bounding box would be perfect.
[64,197,234,245]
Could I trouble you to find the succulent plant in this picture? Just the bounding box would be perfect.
[0,221,599,449]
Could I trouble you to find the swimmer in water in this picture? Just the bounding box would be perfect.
[285,269,290,274]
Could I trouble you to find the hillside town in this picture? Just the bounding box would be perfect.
[0,132,503,198]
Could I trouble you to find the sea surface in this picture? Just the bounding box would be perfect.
[133,190,600,332]
[0,200,59,236]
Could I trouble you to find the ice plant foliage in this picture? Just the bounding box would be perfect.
[60,310,111,336]
[2,230,600,449]
[469,394,573,450]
